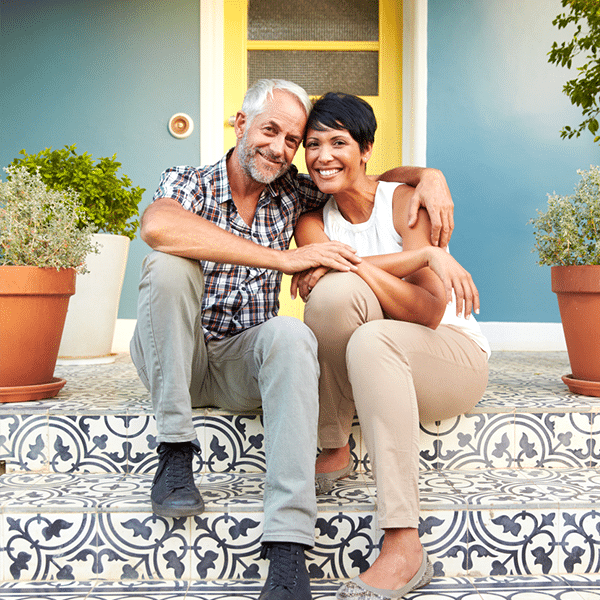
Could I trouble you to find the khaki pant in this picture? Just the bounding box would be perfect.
[304,272,489,529]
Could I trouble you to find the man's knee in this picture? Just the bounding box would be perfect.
[258,316,318,359]
[141,251,204,296]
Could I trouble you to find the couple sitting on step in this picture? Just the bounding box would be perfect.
[130,79,490,600]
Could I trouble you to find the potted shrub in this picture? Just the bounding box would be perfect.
[10,145,145,362]
[0,166,96,402]
[530,165,600,395]
[532,0,600,395]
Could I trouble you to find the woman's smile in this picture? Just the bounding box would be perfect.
[305,126,370,194]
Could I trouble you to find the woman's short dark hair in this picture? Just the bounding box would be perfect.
[304,92,377,152]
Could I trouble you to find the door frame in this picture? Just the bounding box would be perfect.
[198,0,427,167]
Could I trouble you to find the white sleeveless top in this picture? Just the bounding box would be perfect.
[323,181,491,357]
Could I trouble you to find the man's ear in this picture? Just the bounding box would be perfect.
[234,111,247,140]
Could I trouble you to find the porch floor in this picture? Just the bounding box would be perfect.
[1,351,599,599]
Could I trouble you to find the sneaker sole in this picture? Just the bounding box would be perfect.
[151,500,205,518]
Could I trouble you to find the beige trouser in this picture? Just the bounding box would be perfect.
[304,272,489,529]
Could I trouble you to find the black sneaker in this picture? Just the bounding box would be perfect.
[151,440,204,517]
[259,542,312,600]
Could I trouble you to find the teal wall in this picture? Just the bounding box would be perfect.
[428,0,599,322]
[3,0,599,323]
[1,0,200,318]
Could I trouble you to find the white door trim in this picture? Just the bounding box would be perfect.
[402,0,427,167]
[199,0,225,165]
[198,0,427,166]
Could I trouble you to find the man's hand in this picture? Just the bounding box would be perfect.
[280,241,361,276]
[407,169,454,247]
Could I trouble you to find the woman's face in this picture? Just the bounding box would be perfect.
[304,126,371,195]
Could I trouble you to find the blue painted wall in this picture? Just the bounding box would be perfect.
[3,0,599,323]
[1,0,200,318]
[428,0,599,322]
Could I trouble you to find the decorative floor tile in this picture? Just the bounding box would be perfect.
[96,512,192,580]
[190,512,264,580]
[200,413,266,474]
[313,510,381,580]
[470,508,560,576]
[2,512,97,581]
[0,415,49,473]
[425,413,517,471]
[557,508,600,576]
[513,412,594,470]
[419,509,471,577]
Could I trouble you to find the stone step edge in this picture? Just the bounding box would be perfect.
[0,574,599,598]
[0,467,598,514]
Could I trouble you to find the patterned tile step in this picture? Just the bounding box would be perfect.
[1,352,600,476]
[1,468,600,582]
[2,406,600,476]
[1,575,600,599]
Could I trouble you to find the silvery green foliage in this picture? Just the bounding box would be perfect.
[531,165,600,266]
[0,166,97,272]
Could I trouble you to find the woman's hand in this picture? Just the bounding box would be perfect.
[291,266,330,301]
[425,247,479,318]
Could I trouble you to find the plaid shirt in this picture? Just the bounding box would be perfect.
[153,150,327,341]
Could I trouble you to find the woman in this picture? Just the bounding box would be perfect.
[293,93,490,600]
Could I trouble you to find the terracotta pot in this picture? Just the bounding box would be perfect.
[0,266,76,395]
[552,265,600,393]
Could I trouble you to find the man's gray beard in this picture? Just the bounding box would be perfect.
[238,131,288,184]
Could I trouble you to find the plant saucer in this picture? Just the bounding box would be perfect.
[562,374,600,397]
[0,378,66,403]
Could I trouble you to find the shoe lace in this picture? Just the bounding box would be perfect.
[161,443,198,491]
[261,543,301,590]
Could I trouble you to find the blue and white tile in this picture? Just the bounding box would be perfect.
[469,574,590,599]
[97,512,192,580]
[513,412,593,470]
[0,415,49,473]
[425,413,517,471]
[199,472,265,510]
[419,470,466,509]
[199,412,266,474]
[315,473,375,510]
[419,509,471,577]
[2,512,97,581]
[122,414,160,474]
[557,509,600,576]
[313,511,381,580]
[190,511,264,580]
[470,508,560,576]
[442,469,558,509]
[47,415,131,474]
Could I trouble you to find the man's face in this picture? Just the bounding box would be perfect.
[237,90,308,185]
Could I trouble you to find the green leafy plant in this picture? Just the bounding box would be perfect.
[531,165,600,265]
[548,0,600,143]
[10,145,145,240]
[0,166,97,272]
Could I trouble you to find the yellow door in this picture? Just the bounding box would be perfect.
[223,0,403,318]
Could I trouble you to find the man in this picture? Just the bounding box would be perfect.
[130,79,454,600]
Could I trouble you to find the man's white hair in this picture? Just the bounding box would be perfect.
[241,79,312,124]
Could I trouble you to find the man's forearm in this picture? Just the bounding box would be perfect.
[377,165,429,187]
[141,198,283,269]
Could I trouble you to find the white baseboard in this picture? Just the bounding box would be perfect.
[112,319,568,354]
[478,322,566,352]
